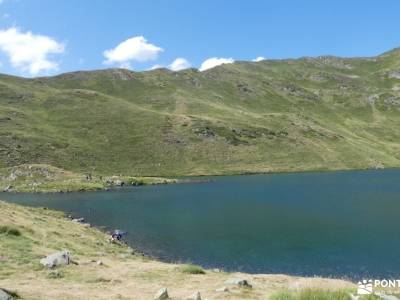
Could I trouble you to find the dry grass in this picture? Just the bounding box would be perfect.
[0,200,355,300]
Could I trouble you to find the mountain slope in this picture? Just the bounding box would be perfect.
[1,49,400,176]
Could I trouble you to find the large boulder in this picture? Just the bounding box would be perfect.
[0,289,12,300]
[153,288,169,300]
[40,250,71,268]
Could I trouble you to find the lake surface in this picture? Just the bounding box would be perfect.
[3,169,400,279]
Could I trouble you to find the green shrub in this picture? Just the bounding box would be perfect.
[179,264,206,275]
[0,225,21,236]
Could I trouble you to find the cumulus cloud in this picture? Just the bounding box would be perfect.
[199,57,234,71]
[253,56,265,62]
[103,36,163,68]
[168,57,191,71]
[149,64,164,70]
[0,27,64,75]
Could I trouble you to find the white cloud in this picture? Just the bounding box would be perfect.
[199,57,234,71]
[0,27,64,75]
[103,36,163,67]
[119,62,132,69]
[168,57,191,71]
[253,56,265,62]
[149,64,164,70]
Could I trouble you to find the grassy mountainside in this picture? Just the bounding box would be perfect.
[0,200,357,299]
[1,49,400,176]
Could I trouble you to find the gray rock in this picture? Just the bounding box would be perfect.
[392,85,400,91]
[186,291,201,300]
[2,185,12,192]
[40,250,71,268]
[72,217,85,223]
[0,289,12,300]
[389,71,400,79]
[154,287,169,300]
[225,278,252,287]
[212,268,221,273]
[96,260,103,266]
[114,180,124,186]
[216,286,229,292]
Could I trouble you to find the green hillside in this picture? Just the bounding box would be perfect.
[1,49,400,176]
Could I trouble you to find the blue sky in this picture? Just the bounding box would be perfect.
[0,0,399,76]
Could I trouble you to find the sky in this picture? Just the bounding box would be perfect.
[0,0,399,77]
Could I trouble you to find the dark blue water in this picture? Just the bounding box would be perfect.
[3,169,400,279]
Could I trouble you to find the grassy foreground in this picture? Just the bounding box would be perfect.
[0,200,359,300]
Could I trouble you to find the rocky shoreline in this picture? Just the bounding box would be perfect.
[0,200,358,299]
[0,164,179,193]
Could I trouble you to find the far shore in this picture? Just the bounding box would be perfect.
[1,162,395,194]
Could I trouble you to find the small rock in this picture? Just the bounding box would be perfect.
[225,278,252,288]
[186,291,201,300]
[389,71,400,79]
[40,250,71,268]
[215,286,229,292]
[154,287,169,300]
[96,260,103,266]
[212,268,221,272]
[72,217,85,223]
[0,289,12,300]
[2,185,12,192]
[114,180,124,186]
